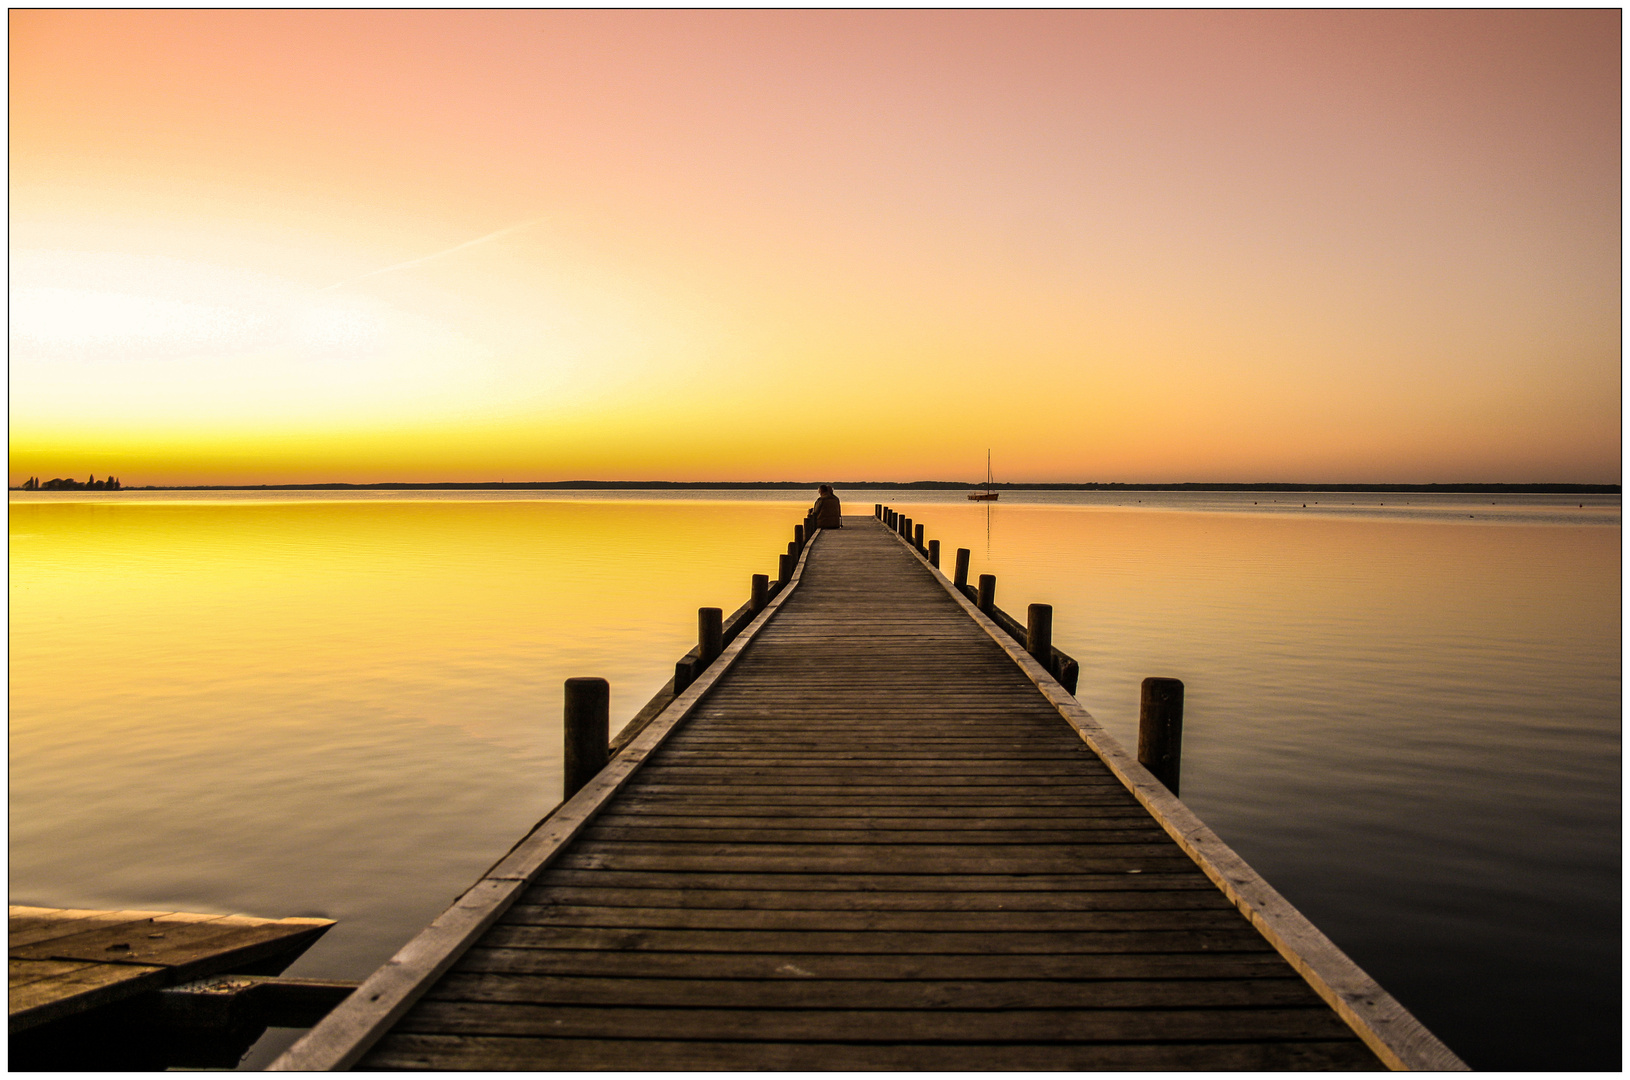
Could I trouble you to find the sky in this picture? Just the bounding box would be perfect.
[9,9,1621,486]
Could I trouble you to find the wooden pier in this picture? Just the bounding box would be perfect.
[275,513,1464,1070]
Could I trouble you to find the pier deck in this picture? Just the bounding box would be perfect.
[277,516,1462,1070]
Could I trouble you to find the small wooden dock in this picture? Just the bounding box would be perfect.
[275,514,1464,1070]
[10,905,334,1033]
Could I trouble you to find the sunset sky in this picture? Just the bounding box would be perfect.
[9,10,1621,485]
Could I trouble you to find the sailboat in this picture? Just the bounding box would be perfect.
[968,450,999,501]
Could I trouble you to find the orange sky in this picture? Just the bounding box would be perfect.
[9,10,1621,485]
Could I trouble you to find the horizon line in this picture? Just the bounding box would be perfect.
[10,479,1621,494]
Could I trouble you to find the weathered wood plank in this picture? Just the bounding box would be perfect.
[478,924,1276,955]
[396,999,1360,1042]
[7,960,169,1024]
[451,945,1301,981]
[425,971,1324,1009]
[364,1032,1383,1071]
[526,868,1222,893]
[516,884,1234,911]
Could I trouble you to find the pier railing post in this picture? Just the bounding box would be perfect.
[794,524,805,551]
[954,548,971,589]
[874,504,882,519]
[699,607,723,667]
[914,523,925,552]
[928,539,940,568]
[1138,677,1185,796]
[563,677,609,799]
[1026,604,1053,669]
[751,573,769,613]
[778,552,792,586]
[976,574,996,614]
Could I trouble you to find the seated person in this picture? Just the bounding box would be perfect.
[810,484,843,529]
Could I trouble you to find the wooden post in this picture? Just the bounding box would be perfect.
[750,573,768,613]
[954,548,971,589]
[913,523,925,551]
[976,574,996,614]
[901,515,911,538]
[874,504,882,519]
[794,524,805,551]
[928,539,940,568]
[778,552,792,585]
[1026,604,1053,668]
[1057,656,1080,696]
[1138,677,1185,796]
[698,607,723,667]
[562,677,609,799]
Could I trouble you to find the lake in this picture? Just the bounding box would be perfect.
[8,488,1620,1069]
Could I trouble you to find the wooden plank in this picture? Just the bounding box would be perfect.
[425,971,1324,1009]
[527,868,1222,893]
[9,958,100,989]
[364,1032,1382,1071]
[578,825,1171,844]
[8,909,177,948]
[10,915,329,967]
[8,960,169,1028]
[452,945,1300,981]
[516,885,1234,912]
[398,999,1360,1043]
[497,904,1253,932]
[478,924,1276,955]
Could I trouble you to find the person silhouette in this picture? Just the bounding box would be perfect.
[810,484,843,529]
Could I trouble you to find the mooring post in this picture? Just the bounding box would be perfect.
[901,515,912,539]
[928,539,940,568]
[562,677,609,799]
[874,503,882,519]
[1138,677,1185,796]
[954,548,971,589]
[914,523,925,551]
[1026,604,1053,669]
[750,573,769,613]
[976,574,996,614]
[794,524,805,552]
[787,541,798,568]
[778,552,792,585]
[698,607,723,667]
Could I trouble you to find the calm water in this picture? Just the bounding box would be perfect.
[9,489,1620,1069]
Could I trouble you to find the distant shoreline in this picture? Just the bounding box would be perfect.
[12,480,1620,494]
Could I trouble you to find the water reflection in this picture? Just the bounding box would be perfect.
[8,490,1620,1069]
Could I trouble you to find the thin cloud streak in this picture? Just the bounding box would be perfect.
[318,219,545,293]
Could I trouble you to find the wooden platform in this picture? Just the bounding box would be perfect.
[9,905,333,1032]
[274,516,1464,1070]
